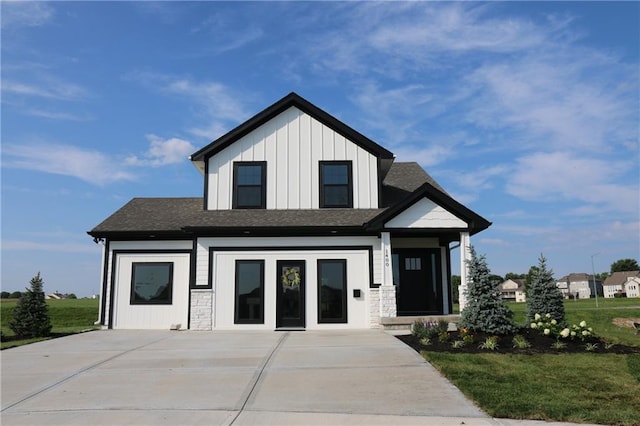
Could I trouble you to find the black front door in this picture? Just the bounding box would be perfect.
[395,249,441,315]
[276,260,305,328]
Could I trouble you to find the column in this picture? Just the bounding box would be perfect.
[379,232,397,318]
[459,232,471,311]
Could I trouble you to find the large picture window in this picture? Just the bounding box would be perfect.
[233,162,266,209]
[319,161,352,208]
[130,262,173,305]
[317,259,347,323]
[235,260,265,324]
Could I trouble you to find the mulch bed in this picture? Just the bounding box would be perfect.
[397,328,640,355]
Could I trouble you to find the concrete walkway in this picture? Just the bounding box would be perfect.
[1,330,592,425]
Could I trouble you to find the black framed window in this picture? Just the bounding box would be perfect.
[233,162,266,209]
[319,161,352,208]
[317,259,347,323]
[235,260,265,324]
[130,262,173,305]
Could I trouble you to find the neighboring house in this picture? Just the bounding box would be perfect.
[603,271,640,298]
[556,273,602,299]
[498,279,526,303]
[626,277,640,298]
[88,93,491,330]
[46,292,65,300]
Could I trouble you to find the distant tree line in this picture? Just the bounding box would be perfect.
[1,291,77,299]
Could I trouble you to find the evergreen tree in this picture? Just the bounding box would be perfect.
[525,255,565,324]
[459,246,516,334]
[9,273,52,338]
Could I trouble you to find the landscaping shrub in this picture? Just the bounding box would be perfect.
[459,246,516,334]
[9,273,52,338]
[526,255,565,325]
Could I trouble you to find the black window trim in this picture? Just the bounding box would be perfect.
[233,161,267,209]
[317,259,348,324]
[234,259,265,324]
[130,262,174,305]
[319,161,353,208]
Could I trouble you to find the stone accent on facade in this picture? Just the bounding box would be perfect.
[190,289,213,330]
[369,288,380,327]
[379,285,397,318]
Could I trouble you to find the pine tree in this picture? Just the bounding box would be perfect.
[9,272,52,338]
[459,246,516,334]
[526,255,565,324]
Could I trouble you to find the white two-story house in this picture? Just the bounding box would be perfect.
[88,93,491,330]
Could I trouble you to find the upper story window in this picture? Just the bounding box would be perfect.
[233,162,266,209]
[319,161,353,208]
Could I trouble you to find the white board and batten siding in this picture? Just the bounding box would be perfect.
[107,241,191,330]
[206,106,379,210]
[385,198,467,229]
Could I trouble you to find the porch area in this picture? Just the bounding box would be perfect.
[379,314,461,332]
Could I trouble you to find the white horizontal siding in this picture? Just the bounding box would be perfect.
[385,198,467,229]
[206,106,379,210]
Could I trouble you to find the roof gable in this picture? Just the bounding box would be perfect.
[190,92,394,173]
[368,182,491,235]
[385,198,467,229]
[604,270,640,286]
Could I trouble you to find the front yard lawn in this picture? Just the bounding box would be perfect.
[425,352,640,426]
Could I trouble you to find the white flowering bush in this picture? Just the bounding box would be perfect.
[571,320,595,342]
[530,313,596,342]
[530,313,563,338]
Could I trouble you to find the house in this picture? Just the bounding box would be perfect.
[498,279,526,303]
[88,93,491,330]
[603,271,640,298]
[45,292,65,300]
[556,273,602,299]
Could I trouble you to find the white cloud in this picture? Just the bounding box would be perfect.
[2,142,136,186]
[366,3,546,54]
[23,108,91,121]
[303,3,555,77]
[2,78,90,101]
[349,83,437,144]
[463,52,638,153]
[506,151,638,214]
[125,134,195,167]
[127,72,250,140]
[1,2,54,29]
[393,144,453,168]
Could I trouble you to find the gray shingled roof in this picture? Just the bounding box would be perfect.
[89,198,384,235]
[604,271,640,286]
[89,162,464,236]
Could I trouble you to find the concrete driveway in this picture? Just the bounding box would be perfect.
[1,330,584,426]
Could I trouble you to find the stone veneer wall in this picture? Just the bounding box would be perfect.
[379,285,397,318]
[368,288,380,327]
[190,289,213,330]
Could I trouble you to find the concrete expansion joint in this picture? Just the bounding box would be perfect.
[0,334,174,413]
[228,332,288,425]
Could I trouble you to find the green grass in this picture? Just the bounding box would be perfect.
[1,298,100,349]
[425,352,640,426]
[506,298,640,346]
[427,298,640,425]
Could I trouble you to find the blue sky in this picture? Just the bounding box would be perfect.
[2,1,638,297]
